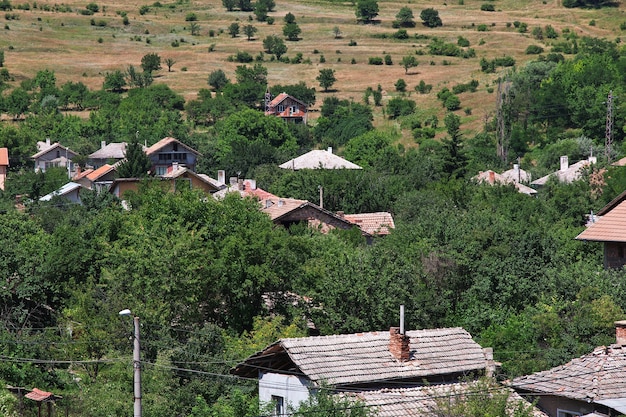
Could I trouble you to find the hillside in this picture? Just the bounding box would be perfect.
[0,0,622,137]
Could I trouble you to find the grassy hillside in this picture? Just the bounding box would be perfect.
[0,0,623,138]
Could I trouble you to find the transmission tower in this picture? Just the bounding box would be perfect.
[606,90,613,163]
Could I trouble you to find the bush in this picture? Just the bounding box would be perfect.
[457,36,470,47]
[384,54,393,65]
[234,50,253,62]
[185,12,197,21]
[349,39,357,46]
[415,80,432,94]
[477,24,488,31]
[387,97,416,119]
[525,45,544,54]
[480,3,495,11]
[368,56,383,65]
[139,5,149,15]
[393,29,409,39]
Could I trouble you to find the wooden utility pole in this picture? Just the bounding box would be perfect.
[606,90,613,163]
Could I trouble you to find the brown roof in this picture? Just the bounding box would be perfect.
[144,137,200,156]
[0,148,8,166]
[343,212,395,235]
[231,327,489,385]
[268,92,306,108]
[25,388,58,402]
[576,200,626,243]
[510,344,626,402]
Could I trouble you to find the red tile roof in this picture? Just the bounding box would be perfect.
[144,137,200,156]
[343,212,395,235]
[86,164,115,181]
[25,388,55,402]
[576,200,626,243]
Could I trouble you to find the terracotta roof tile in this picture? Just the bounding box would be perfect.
[144,137,200,156]
[86,164,115,181]
[25,388,56,402]
[343,212,395,235]
[576,200,626,242]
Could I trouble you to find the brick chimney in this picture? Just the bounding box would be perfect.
[615,321,626,345]
[389,327,410,362]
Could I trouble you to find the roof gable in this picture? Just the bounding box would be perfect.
[87,164,116,181]
[31,143,77,159]
[268,92,306,108]
[576,200,626,242]
[145,137,201,156]
[231,327,488,386]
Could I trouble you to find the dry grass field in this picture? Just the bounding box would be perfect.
[1,0,624,140]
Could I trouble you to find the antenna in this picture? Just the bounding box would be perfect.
[318,185,323,209]
[606,90,614,163]
[400,305,405,335]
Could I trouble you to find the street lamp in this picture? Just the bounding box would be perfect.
[119,309,142,417]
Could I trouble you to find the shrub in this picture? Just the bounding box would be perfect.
[185,12,197,21]
[525,45,544,54]
[234,50,253,62]
[349,39,357,46]
[480,3,495,11]
[139,5,149,15]
[457,36,470,47]
[415,80,432,94]
[384,54,393,65]
[393,29,409,39]
[387,97,416,118]
[368,56,383,65]
[477,24,488,31]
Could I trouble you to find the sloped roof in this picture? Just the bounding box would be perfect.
[343,212,395,235]
[268,92,306,108]
[345,382,548,417]
[0,148,8,166]
[510,344,626,403]
[40,182,82,201]
[473,171,537,196]
[576,200,626,243]
[260,197,357,228]
[145,137,200,156]
[86,164,116,181]
[531,160,591,186]
[31,142,77,159]
[72,169,94,181]
[161,166,222,192]
[231,327,488,386]
[279,150,362,170]
[88,142,127,159]
[500,166,531,183]
[25,388,59,402]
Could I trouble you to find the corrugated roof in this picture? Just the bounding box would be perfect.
[0,148,8,166]
[279,150,362,170]
[39,182,82,201]
[510,344,626,402]
[576,200,626,242]
[232,328,488,385]
[343,212,395,235]
[89,142,127,159]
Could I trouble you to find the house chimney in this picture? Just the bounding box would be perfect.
[218,170,226,184]
[46,138,51,146]
[560,155,569,171]
[337,211,345,218]
[245,179,256,190]
[615,321,626,345]
[484,347,495,377]
[101,140,106,149]
[238,178,244,191]
[488,170,495,184]
[513,164,520,183]
[229,177,238,187]
[172,161,179,172]
[588,156,597,164]
[389,327,410,362]
[278,199,284,207]
[327,147,333,154]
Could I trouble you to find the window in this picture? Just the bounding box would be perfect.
[290,105,298,113]
[172,142,178,151]
[557,409,580,417]
[278,105,285,112]
[156,166,167,176]
[271,395,284,416]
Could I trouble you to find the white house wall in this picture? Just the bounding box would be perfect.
[259,371,311,412]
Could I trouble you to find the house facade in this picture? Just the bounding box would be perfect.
[265,92,307,124]
[32,140,77,174]
[231,326,496,414]
[144,137,201,175]
[510,321,626,417]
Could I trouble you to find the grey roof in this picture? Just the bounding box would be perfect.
[40,182,82,201]
[531,159,591,185]
[231,327,488,386]
[510,345,626,403]
[344,382,548,417]
[89,142,127,159]
[279,150,362,170]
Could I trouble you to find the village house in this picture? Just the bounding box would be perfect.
[576,188,626,269]
[88,141,128,169]
[31,139,77,174]
[473,169,537,196]
[265,92,307,124]
[531,155,596,186]
[231,325,500,416]
[39,182,83,204]
[0,147,8,191]
[510,321,626,417]
[144,137,201,175]
[74,164,118,193]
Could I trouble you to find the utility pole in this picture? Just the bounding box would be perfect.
[606,90,613,163]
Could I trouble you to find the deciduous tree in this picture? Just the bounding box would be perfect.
[420,8,442,27]
[141,53,162,73]
[401,54,418,74]
[316,68,336,92]
[355,0,379,23]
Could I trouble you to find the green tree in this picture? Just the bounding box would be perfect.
[333,26,342,38]
[164,57,176,72]
[401,55,418,74]
[441,112,467,178]
[263,35,287,59]
[6,87,30,119]
[190,22,201,36]
[283,15,301,41]
[394,78,407,92]
[237,0,253,11]
[127,65,153,88]
[395,6,415,27]
[420,8,442,27]
[0,50,4,67]
[355,0,379,23]
[316,68,337,92]
[223,0,236,11]
[243,24,257,40]
[117,141,152,177]
[228,22,240,37]
[208,69,230,91]
[140,53,162,72]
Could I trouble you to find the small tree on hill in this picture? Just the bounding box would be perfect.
[316,68,336,92]
[117,142,152,178]
[355,0,379,23]
[243,24,257,40]
[263,35,287,59]
[401,55,418,74]
[141,53,162,72]
[228,22,240,37]
[164,58,176,72]
[223,0,236,11]
[208,69,230,91]
[395,7,415,27]
[420,8,443,28]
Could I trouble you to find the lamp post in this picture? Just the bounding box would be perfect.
[119,309,142,417]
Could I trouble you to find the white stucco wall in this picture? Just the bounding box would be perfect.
[259,371,311,412]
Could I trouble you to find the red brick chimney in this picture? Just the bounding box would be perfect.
[615,321,626,345]
[389,327,410,362]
